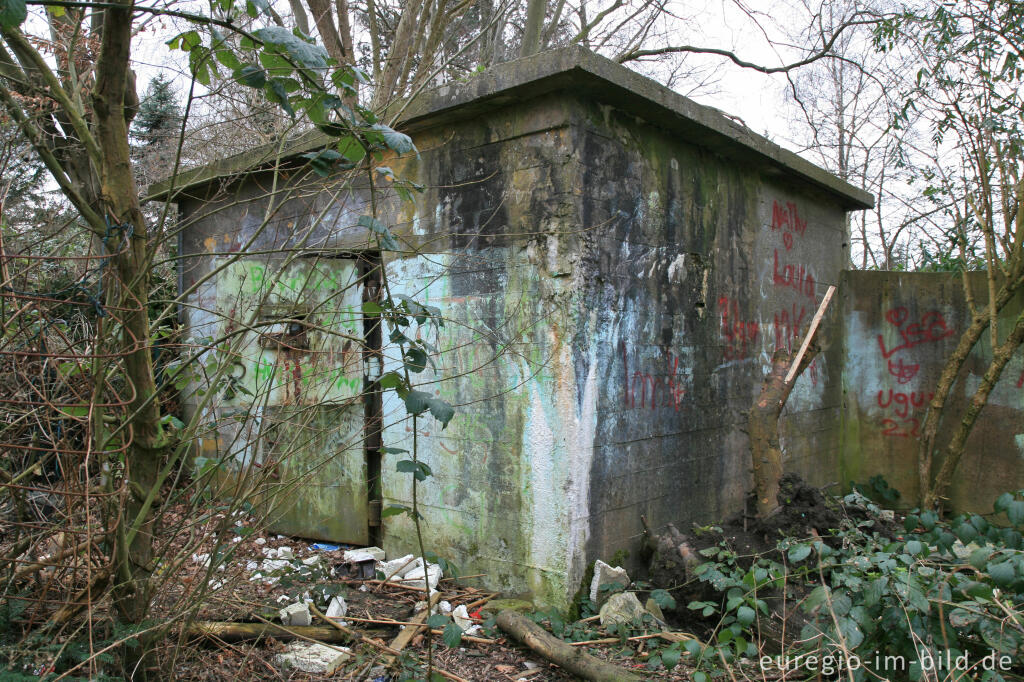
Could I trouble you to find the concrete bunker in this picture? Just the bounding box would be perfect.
[163,46,878,608]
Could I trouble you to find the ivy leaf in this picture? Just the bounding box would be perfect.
[969,547,991,570]
[1007,500,1024,526]
[426,614,449,629]
[369,123,416,154]
[735,605,755,627]
[994,492,1014,513]
[301,149,342,177]
[0,0,26,26]
[442,621,463,648]
[356,215,400,251]
[403,390,455,428]
[380,504,409,518]
[650,589,676,610]
[404,347,428,373]
[337,135,366,163]
[788,544,812,563]
[396,459,432,482]
[232,64,267,88]
[986,561,1016,587]
[661,647,681,669]
[253,26,328,71]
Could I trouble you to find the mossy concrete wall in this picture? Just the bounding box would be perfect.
[840,271,1024,511]
[171,47,870,609]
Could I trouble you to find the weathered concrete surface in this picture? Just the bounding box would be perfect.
[840,271,1024,511]
[172,48,868,609]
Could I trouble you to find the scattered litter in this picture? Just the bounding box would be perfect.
[381,554,418,579]
[191,553,210,567]
[452,604,472,632]
[310,542,341,551]
[273,641,350,674]
[277,546,295,560]
[398,563,441,591]
[279,601,312,627]
[326,596,347,621]
[338,555,376,580]
[254,537,266,545]
[207,580,223,591]
[344,546,385,562]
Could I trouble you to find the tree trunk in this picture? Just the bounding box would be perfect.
[496,610,643,682]
[924,305,1024,509]
[520,0,546,57]
[749,344,819,518]
[917,274,1023,508]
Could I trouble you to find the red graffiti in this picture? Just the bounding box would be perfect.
[1017,370,1024,389]
[773,303,806,352]
[772,249,816,299]
[877,307,955,359]
[887,357,919,384]
[877,388,933,419]
[882,417,921,438]
[718,297,759,360]
[771,200,807,251]
[621,342,687,411]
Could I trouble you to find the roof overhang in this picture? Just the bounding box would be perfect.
[150,45,874,210]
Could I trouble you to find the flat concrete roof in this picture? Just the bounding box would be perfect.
[151,46,874,210]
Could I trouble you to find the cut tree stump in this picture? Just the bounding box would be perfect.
[496,610,643,682]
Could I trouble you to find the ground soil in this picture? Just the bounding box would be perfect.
[2,474,897,680]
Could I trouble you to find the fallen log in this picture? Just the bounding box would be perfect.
[186,621,349,643]
[496,610,643,682]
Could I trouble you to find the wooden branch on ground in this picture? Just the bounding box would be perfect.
[496,610,643,682]
[187,621,350,643]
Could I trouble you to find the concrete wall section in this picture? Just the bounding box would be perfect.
[841,271,1024,511]
[572,100,849,574]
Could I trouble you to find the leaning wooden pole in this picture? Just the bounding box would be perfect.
[496,610,643,682]
[750,285,835,519]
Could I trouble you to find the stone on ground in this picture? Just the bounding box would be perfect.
[599,592,646,626]
[273,641,350,674]
[590,559,630,605]
[279,601,311,626]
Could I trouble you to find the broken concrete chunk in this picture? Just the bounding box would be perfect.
[452,604,472,632]
[399,563,441,591]
[381,554,417,579]
[279,601,312,627]
[273,641,350,674]
[344,546,385,562]
[590,560,630,605]
[599,592,646,626]
[326,596,347,621]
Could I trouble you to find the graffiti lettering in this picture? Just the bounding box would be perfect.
[772,304,806,352]
[887,357,920,384]
[771,200,807,251]
[877,389,933,419]
[877,307,955,359]
[881,417,921,438]
[621,341,687,411]
[718,296,759,360]
[772,249,816,299]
